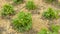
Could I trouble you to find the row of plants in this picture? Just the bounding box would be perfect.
[1,0,37,18]
[38,24,60,34]
[13,0,37,10]
[1,5,60,33]
[0,4,60,32]
[0,0,37,32]
[0,0,60,33]
[13,0,58,4]
[1,0,60,18]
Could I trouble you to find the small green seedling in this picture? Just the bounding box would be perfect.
[26,1,37,10]
[43,8,59,20]
[38,29,48,34]
[51,24,60,32]
[38,28,52,34]
[13,0,24,4]
[12,11,32,32]
[1,4,15,18]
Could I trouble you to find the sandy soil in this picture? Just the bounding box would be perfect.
[0,0,60,34]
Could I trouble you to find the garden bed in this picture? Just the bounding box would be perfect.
[0,0,60,34]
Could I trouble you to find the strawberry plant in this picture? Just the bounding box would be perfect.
[26,1,37,10]
[12,11,32,32]
[13,0,24,4]
[1,4,15,18]
[43,8,59,20]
